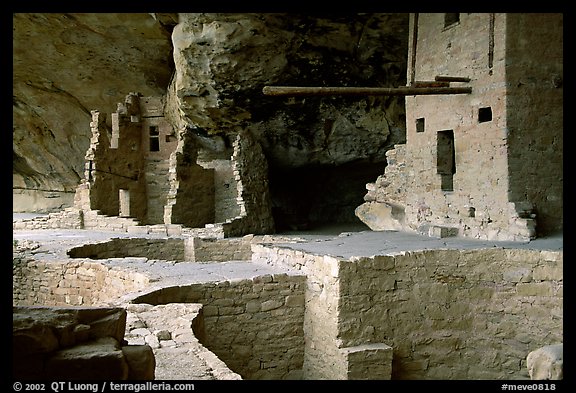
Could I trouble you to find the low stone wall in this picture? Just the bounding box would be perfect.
[13,208,227,238]
[68,238,185,261]
[125,303,242,380]
[12,208,83,230]
[184,236,252,261]
[13,257,150,306]
[130,273,307,380]
[252,244,563,380]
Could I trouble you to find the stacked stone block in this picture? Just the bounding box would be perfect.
[13,306,155,380]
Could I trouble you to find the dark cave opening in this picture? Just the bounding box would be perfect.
[268,161,386,232]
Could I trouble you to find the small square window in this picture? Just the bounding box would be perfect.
[416,118,425,133]
[444,13,460,28]
[478,107,492,123]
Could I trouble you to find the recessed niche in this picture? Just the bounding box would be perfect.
[444,13,460,28]
[416,117,425,133]
[437,130,455,192]
[478,107,492,123]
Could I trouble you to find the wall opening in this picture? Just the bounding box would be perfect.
[444,13,460,28]
[416,117,425,133]
[478,106,492,123]
[437,130,455,191]
[149,125,160,152]
[268,162,384,232]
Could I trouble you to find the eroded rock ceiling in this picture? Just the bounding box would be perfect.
[13,12,408,199]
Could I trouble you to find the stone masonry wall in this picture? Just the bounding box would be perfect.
[65,236,255,263]
[13,257,150,307]
[87,94,148,221]
[130,273,306,380]
[164,131,216,228]
[404,13,517,240]
[251,244,347,379]
[197,158,241,223]
[252,244,563,380]
[140,96,178,225]
[222,129,275,237]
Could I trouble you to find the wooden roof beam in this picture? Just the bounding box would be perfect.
[262,85,472,97]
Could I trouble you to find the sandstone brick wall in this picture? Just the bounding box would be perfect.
[197,158,241,223]
[404,13,517,240]
[13,257,150,307]
[88,100,148,221]
[184,236,252,262]
[12,208,83,230]
[144,157,172,225]
[252,244,563,380]
[251,244,351,379]
[221,129,275,237]
[131,273,306,380]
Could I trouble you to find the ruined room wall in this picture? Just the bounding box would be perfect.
[402,13,517,240]
[221,130,275,237]
[504,13,563,237]
[140,96,178,225]
[131,274,306,380]
[197,158,241,223]
[13,246,305,379]
[86,94,148,221]
[253,245,562,380]
[164,130,216,227]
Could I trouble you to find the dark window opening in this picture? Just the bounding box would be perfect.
[444,13,460,28]
[416,117,425,133]
[149,126,160,152]
[478,107,492,123]
[437,130,455,192]
[87,160,93,182]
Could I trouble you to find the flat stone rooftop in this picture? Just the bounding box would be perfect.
[13,214,563,287]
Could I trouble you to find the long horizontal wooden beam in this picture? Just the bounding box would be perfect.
[262,86,472,97]
[435,75,471,82]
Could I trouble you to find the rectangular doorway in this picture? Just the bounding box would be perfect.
[437,130,455,191]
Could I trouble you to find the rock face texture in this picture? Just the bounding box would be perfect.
[13,13,409,226]
[166,13,407,167]
[13,306,155,380]
[527,344,563,380]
